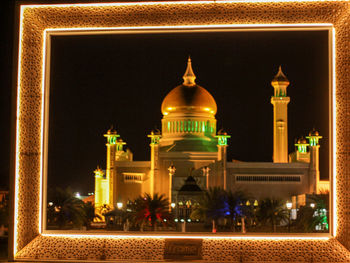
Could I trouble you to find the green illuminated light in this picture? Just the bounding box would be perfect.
[149,135,161,145]
[215,134,231,146]
[306,135,322,147]
[104,133,120,145]
[297,145,307,153]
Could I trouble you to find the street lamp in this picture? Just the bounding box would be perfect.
[117,202,123,209]
[310,203,315,208]
[168,165,176,210]
[286,202,292,232]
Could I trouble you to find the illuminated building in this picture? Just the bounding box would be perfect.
[94,58,329,214]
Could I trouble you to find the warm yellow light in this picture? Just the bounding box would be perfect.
[42,233,330,240]
[331,27,337,237]
[13,5,26,257]
[14,2,342,259]
[19,0,345,9]
[117,202,123,209]
[29,23,336,242]
[43,23,333,35]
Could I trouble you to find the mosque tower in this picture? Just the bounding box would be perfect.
[94,166,107,212]
[271,66,290,163]
[103,128,119,206]
[103,128,126,207]
[216,129,231,190]
[306,129,323,193]
[148,129,161,197]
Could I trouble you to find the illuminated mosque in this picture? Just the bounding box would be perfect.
[94,58,329,214]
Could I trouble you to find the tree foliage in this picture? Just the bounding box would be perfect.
[191,187,253,232]
[47,187,86,229]
[132,193,172,230]
[257,198,289,232]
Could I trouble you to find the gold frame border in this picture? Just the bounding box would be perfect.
[11,1,350,261]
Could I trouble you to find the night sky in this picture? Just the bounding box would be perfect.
[0,1,15,191]
[47,30,330,194]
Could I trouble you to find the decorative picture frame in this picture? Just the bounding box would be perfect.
[11,1,350,261]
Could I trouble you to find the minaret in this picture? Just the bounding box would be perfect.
[94,166,105,213]
[306,129,322,194]
[215,129,230,190]
[104,127,120,208]
[271,66,290,163]
[294,137,310,163]
[148,129,161,197]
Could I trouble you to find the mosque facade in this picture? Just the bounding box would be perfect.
[94,58,329,214]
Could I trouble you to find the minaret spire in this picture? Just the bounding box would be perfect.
[183,56,196,86]
[271,66,290,163]
[271,65,290,97]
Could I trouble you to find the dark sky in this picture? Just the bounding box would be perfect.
[0,1,15,191]
[47,30,330,194]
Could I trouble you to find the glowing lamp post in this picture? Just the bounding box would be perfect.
[286,202,292,232]
[117,202,123,209]
[168,165,176,211]
[202,166,210,190]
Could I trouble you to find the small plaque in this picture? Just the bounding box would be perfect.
[164,239,203,260]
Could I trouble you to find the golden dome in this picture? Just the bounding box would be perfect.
[309,129,319,136]
[161,58,217,116]
[150,128,161,135]
[217,128,228,135]
[297,137,307,144]
[107,126,117,135]
[271,66,290,86]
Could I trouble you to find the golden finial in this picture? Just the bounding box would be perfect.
[94,165,103,176]
[183,56,196,86]
[271,65,290,85]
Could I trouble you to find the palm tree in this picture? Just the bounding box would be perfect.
[47,187,86,229]
[225,189,252,233]
[257,198,289,232]
[191,187,227,232]
[296,193,329,232]
[83,202,101,230]
[132,193,172,231]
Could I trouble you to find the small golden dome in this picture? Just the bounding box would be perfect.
[150,128,161,135]
[107,126,117,135]
[217,128,228,136]
[297,137,307,144]
[161,58,217,116]
[271,66,290,86]
[309,129,319,136]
